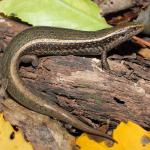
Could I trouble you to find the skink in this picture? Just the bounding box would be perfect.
[1,22,144,142]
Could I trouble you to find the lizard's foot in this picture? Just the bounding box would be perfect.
[107,70,126,77]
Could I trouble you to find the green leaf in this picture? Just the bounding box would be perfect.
[0,0,111,31]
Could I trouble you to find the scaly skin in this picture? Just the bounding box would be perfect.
[1,22,144,142]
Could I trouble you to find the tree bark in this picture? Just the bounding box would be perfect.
[21,54,150,129]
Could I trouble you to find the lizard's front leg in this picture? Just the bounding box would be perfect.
[101,51,110,70]
[101,51,125,77]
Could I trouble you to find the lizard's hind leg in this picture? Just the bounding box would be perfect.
[20,55,39,67]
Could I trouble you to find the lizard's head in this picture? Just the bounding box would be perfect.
[95,22,144,51]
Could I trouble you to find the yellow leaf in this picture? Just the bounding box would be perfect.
[76,121,150,150]
[113,121,150,150]
[75,133,107,150]
[0,113,33,150]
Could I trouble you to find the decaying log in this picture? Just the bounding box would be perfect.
[20,54,150,129]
